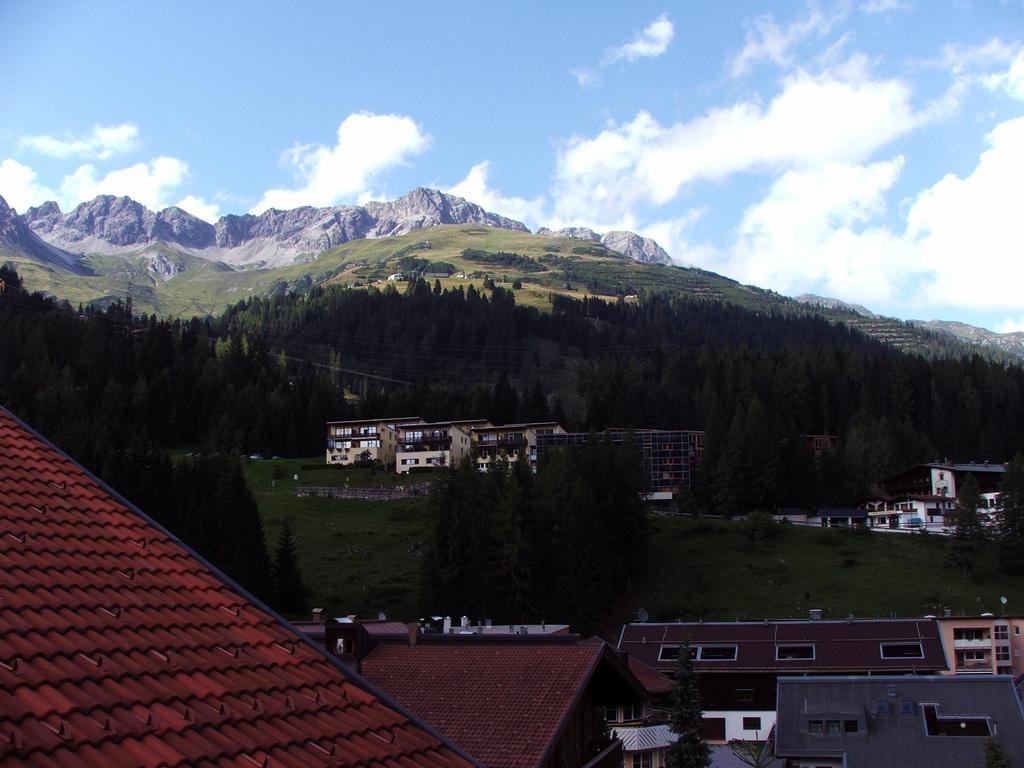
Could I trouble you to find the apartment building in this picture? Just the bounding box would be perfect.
[536,429,702,499]
[936,614,1024,676]
[395,419,491,474]
[618,616,948,743]
[325,416,424,467]
[472,421,566,471]
[866,462,1007,531]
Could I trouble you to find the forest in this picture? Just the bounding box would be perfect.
[3,265,1024,615]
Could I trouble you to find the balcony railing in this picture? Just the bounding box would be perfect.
[953,638,992,649]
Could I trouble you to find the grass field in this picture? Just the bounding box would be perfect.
[243,458,435,619]
[242,460,1024,626]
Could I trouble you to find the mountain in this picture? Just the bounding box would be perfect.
[534,226,671,264]
[22,188,533,268]
[915,319,1024,358]
[22,188,674,268]
[795,293,876,317]
[0,196,88,275]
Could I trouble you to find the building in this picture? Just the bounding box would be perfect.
[774,675,1024,768]
[394,418,491,474]
[867,461,1008,531]
[617,617,948,743]
[472,421,567,470]
[536,429,703,499]
[358,633,646,768]
[936,613,1024,676]
[325,415,424,467]
[0,405,476,768]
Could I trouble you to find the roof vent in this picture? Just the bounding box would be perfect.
[637,607,650,623]
[312,608,324,623]
[943,608,952,618]
[886,684,897,698]
[809,609,822,621]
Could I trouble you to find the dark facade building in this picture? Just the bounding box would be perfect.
[536,429,703,499]
[617,617,948,743]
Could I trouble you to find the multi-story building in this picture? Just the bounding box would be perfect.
[774,676,1024,768]
[617,616,948,744]
[866,461,1008,531]
[325,416,424,467]
[471,421,567,471]
[395,419,491,474]
[536,429,702,500]
[936,614,1024,676]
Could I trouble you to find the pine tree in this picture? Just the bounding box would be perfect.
[273,519,308,615]
[665,643,711,768]
[950,473,985,578]
[984,736,1014,768]
[997,455,1024,573]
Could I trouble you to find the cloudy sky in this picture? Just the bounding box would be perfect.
[2,1,1023,330]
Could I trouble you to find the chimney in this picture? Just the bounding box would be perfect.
[407,622,419,646]
[485,618,492,628]
[943,608,952,618]
[460,615,469,630]
[443,616,452,634]
[809,609,822,621]
[312,608,324,623]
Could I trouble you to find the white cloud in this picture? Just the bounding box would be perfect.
[175,194,221,223]
[730,4,843,78]
[705,116,1024,313]
[570,67,599,88]
[251,112,429,214]
[0,158,58,212]
[59,157,189,211]
[859,0,911,14]
[907,117,1024,310]
[724,158,914,304]
[603,14,675,64]
[985,51,1024,100]
[20,124,139,160]
[550,65,917,227]
[448,160,545,227]
[996,317,1024,334]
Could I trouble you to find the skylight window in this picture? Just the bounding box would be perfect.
[776,644,815,660]
[698,645,738,661]
[880,642,924,659]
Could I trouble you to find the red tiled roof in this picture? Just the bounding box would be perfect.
[0,407,476,768]
[625,656,674,697]
[360,641,606,768]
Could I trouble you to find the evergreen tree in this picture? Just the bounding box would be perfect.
[273,519,308,615]
[950,473,985,578]
[997,455,1024,573]
[665,643,711,768]
[984,736,1014,768]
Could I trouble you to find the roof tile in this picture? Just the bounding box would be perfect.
[0,407,476,768]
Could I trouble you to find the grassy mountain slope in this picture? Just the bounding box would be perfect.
[5,224,1014,361]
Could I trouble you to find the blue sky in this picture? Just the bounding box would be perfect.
[2,1,1023,330]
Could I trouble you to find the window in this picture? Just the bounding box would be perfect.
[736,689,755,704]
[742,717,762,731]
[996,647,1010,663]
[962,650,988,662]
[900,701,915,716]
[954,628,989,641]
[699,645,737,661]
[881,642,924,659]
[776,645,815,660]
[658,645,680,662]
[631,753,652,768]
[623,702,645,721]
[603,705,618,723]
[825,720,841,735]
[922,705,991,736]
[808,720,823,735]
[875,701,890,715]
[994,625,1009,640]
[400,458,420,466]
[844,720,859,733]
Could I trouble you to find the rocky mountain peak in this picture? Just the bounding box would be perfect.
[535,226,601,242]
[599,231,670,265]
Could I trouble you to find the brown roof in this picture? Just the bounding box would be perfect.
[625,655,674,697]
[0,406,476,768]
[360,639,641,768]
[618,619,948,674]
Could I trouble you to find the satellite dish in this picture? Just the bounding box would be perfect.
[1000,596,1008,605]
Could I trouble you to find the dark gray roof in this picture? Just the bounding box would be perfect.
[775,676,1024,768]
